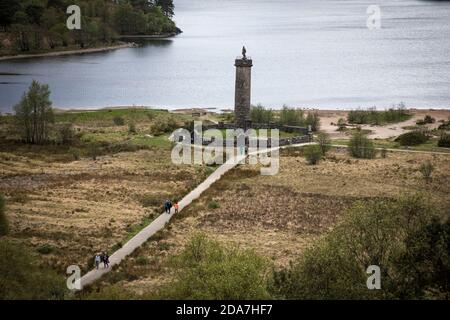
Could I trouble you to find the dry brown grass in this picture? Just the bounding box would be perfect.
[99,149,450,296]
[0,148,209,273]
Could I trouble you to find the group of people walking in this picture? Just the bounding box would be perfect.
[94,251,110,270]
[92,201,179,272]
[164,199,179,214]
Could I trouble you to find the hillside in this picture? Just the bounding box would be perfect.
[0,0,180,56]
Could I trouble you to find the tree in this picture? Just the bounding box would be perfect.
[279,106,304,126]
[304,145,322,165]
[316,132,331,155]
[14,80,54,144]
[0,0,21,29]
[155,0,175,18]
[305,111,320,132]
[348,131,375,159]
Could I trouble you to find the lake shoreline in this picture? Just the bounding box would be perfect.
[0,43,136,61]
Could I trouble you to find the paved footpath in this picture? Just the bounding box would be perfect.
[79,143,313,288]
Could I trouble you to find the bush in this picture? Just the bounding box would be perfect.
[251,104,274,124]
[157,234,271,299]
[208,201,220,209]
[303,145,322,165]
[347,105,410,125]
[438,132,450,148]
[37,244,54,255]
[419,161,434,183]
[348,131,376,159]
[316,132,331,155]
[113,116,125,126]
[279,106,305,126]
[305,112,320,132]
[57,123,74,145]
[381,148,387,158]
[0,194,9,236]
[396,217,450,298]
[337,118,346,131]
[128,121,137,134]
[150,116,178,136]
[0,240,66,299]
[270,195,439,299]
[395,131,429,146]
[424,115,435,124]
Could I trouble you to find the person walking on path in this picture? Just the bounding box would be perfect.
[94,253,101,270]
[174,201,179,214]
[164,199,170,214]
[103,252,110,268]
[167,200,173,214]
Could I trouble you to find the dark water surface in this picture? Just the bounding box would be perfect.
[0,0,449,112]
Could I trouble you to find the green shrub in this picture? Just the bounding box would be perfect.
[128,121,137,134]
[348,131,376,159]
[303,145,322,165]
[135,256,149,266]
[57,123,75,145]
[438,132,450,148]
[208,201,220,209]
[0,240,66,299]
[113,116,125,126]
[251,104,274,124]
[395,131,429,146]
[37,244,54,255]
[419,161,434,183]
[316,132,331,155]
[337,118,346,131]
[0,194,9,236]
[270,195,439,299]
[424,115,435,124]
[157,234,271,299]
[150,116,178,136]
[396,217,450,298]
[279,106,305,126]
[305,112,320,132]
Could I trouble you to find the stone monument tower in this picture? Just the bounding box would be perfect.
[234,46,253,130]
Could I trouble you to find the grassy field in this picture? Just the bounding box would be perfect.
[331,137,450,153]
[0,108,215,276]
[85,147,450,297]
[1,107,449,299]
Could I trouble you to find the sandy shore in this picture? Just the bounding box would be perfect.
[0,43,135,61]
[317,109,450,140]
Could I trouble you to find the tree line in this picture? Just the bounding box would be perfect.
[0,0,178,54]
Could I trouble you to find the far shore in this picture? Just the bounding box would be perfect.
[0,42,136,62]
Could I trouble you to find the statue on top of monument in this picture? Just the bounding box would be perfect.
[242,46,247,60]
